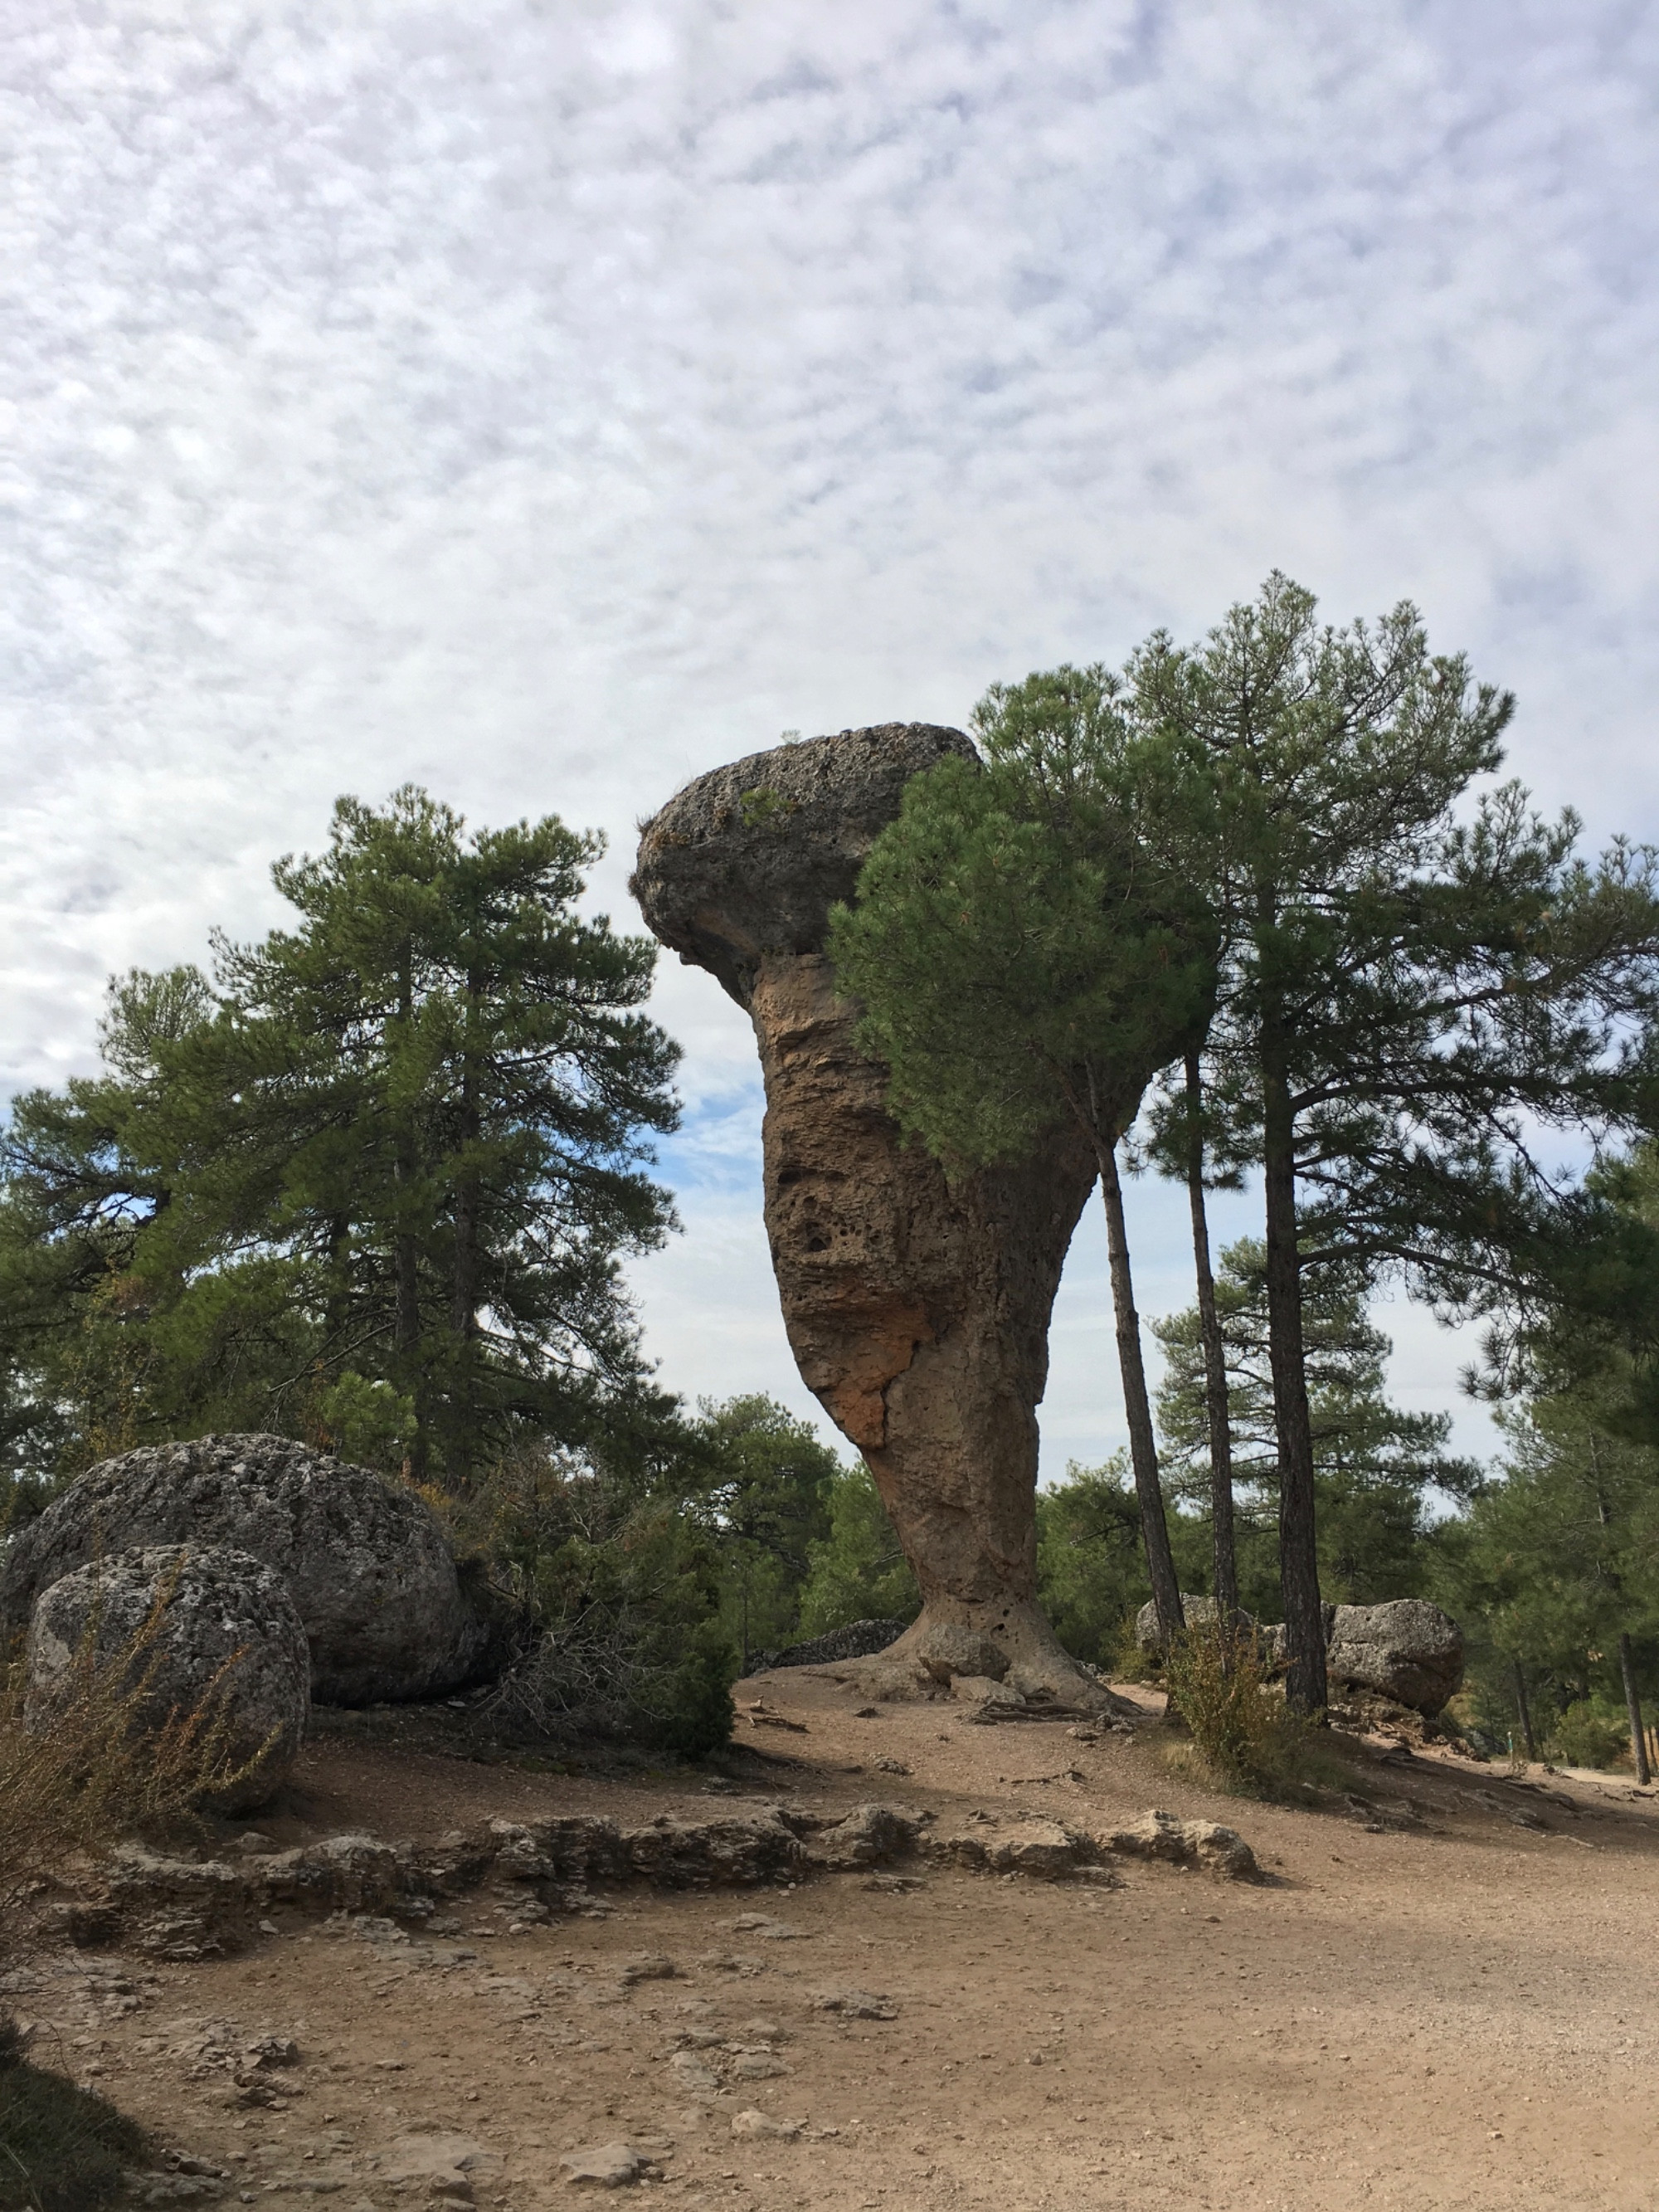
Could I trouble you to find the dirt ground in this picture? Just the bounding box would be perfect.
[10,1665,1659,2212]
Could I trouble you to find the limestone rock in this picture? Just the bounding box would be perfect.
[1135,1594,1229,1653]
[729,2111,802,2140]
[1326,1600,1464,1716]
[558,2143,646,2188]
[631,728,1106,1695]
[744,1617,908,1674]
[1103,1809,1260,1881]
[23,1544,306,1815]
[800,1803,920,1869]
[0,1433,490,1704]
[912,1622,1010,1683]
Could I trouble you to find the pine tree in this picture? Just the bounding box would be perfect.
[0,789,682,1486]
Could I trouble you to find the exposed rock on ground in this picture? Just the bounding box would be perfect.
[0,1433,492,1704]
[46,1784,1267,1961]
[631,726,1104,1699]
[23,1544,308,1814]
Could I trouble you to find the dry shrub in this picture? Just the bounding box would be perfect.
[0,1562,279,1925]
[1163,1618,1347,1800]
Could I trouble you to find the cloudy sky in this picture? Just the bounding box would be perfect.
[3,0,1657,1474]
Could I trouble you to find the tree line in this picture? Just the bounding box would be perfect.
[3,573,1659,1763]
[831,572,1659,1720]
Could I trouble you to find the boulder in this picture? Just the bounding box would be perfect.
[744,1617,908,1673]
[912,1621,1010,1683]
[0,1433,489,1704]
[632,728,1112,1699]
[24,1544,307,1814]
[1326,1600,1463,1716]
[1134,1594,1228,1654]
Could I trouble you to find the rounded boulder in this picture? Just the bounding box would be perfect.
[25,1543,308,1814]
[0,1434,489,1705]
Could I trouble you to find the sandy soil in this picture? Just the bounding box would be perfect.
[11,1667,1659,2212]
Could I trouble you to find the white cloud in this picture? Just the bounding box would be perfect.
[2,0,1654,1466]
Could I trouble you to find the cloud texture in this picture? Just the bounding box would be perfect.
[3,0,1656,1464]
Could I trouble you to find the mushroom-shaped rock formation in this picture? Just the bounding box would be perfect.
[631,725,1102,1698]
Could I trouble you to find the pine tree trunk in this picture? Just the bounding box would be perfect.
[1184,1050,1238,1621]
[394,948,429,1485]
[1097,1140,1185,1644]
[445,1011,483,1493]
[1619,1631,1651,1786]
[1259,997,1326,1713]
[1513,1659,1537,1761]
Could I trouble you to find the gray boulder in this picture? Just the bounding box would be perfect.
[0,1434,489,1704]
[910,1620,1011,1683]
[25,1544,308,1814]
[1326,1599,1463,1716]
[744,1618,908,1674]
[1134,1594,1237,1654]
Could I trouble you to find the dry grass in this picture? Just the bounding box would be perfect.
[0,1562,279,1926]
[1161,1618,1350,1800]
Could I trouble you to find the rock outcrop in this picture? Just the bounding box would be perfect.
[1138,1591,1464,1717]
[0,1434,489,1705]
[1326,1600,1464,1716]
[745,1618,909,1674]
[24,1544,307,1813]
[631,726,1102,1697]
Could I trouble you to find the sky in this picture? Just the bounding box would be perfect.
[3,0,1657,1476]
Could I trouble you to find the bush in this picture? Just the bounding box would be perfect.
[1545,1696,1631,1771]
[1163,1620,1345,1799]
[459,1449,737,1761]
[0,2019,149,2212]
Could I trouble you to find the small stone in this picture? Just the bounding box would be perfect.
[808,1989,897,2020]
[557,2143,645,2188]
[616,1954,679,1985]
[667,2051,721,2097]
[729,2111,802,2141]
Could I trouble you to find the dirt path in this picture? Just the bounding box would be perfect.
[12,1668,1659,2210]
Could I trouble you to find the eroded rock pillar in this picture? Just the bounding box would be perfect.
[630,725,1099,1692]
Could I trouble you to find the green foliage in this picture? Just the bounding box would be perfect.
[691,1394,841,1668]
[1433,1400,1659,1748]
[796,1464,920,1638]
[0,2023,150,2212]
[0,788,681,1490]
[1545,1696,1632,1771]
[461,1443,737,1760]
[1155,1239,1482,1603]
[1034,1459,1151,1666]
[828,670,1215,1168]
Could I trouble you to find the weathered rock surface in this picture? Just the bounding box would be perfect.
[1134,1594,1232,1652]
[745,1617,909,1674]
[1102,1809,1261,1880]
[1326,1600,1464,1716]
[631,727,1102,1696]
[0,1433,490,1704]
[24,1544,307,1815]
[912,1621,1011,1683]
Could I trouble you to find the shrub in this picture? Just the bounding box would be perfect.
[1163,1620,1346,1799]
[460,1450,737,1761]
[1545,1696,1631,1771]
